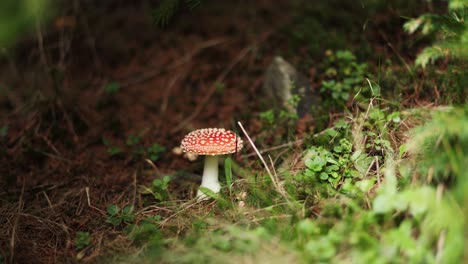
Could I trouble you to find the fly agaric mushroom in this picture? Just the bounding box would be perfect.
[181,128,243,198]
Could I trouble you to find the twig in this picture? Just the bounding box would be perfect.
[268,155,280,190]
[85,187,106,215]
[120,38,227,88]
[158,200,207,227]
[161,67,190,113]
[42,191,56,214]
[74,0,102,71]
[237,121,287,198]
[378,30,412,74]
[35,19,48,67]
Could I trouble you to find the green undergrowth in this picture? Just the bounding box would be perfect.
[95,104,466,264]
[89,1,466,263]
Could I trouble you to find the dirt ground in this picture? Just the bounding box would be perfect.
[0,1,426,263]
[0,1,297,262]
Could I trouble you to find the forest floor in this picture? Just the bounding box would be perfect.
[0,1,465,263]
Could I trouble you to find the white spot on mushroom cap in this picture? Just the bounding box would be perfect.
[180,128,243,155]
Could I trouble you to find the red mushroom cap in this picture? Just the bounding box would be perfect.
[180,128,243,155]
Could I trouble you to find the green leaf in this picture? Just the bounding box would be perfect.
[355,179,376,193]
[153,0,181,26]
[387,112,401,123]
[297,219,320,235]
[75,231,92,250]
[126,134,141,146]
[198,187,219,200]
[403,18,424,34]
[327,165,339,172]
[104,81,120,94]
[320,172,329,180]
[106,216,122,226]
[122,205,134,215]
[106,204,120,216]
[225,157,233,190]
[163,175,171,183]
[333,146,343,153]
[415,46,446,68]
[305,238,336,260]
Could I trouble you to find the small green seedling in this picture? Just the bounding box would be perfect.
[215,81,225,93]
[106,204,135,226]
[320,50,369,106]
[102,138,122,156]
[147,144,166,162]
[126,134,141,146]
[75,231,92,250]
[104,81,121,94]
[259,109,275,125]
[141,176,171,201]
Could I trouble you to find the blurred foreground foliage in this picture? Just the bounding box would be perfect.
[0,0,49,48]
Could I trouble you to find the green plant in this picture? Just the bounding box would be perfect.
[259,109,275,125]
[75,231,92,250]
[106,204,135,227]
[406,106,468,184]
[153,0,201,26]
[320,50,371,107]
[299,138,372,191]
[142,176,171,201]
[404,0,468,67]
[0,0,49,47]
[102,137,123,156]
[214,81,225,93]
[126,134,141,146]
[103,81,121,94]
[224,157,233,193]
[147,144,166,162]
[102,134,166,161]
[259,94,300,126]
[125,215,162,244]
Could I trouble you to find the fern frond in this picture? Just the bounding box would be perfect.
[153,0,181,27]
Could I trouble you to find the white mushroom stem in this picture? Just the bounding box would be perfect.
[197,155,220,198]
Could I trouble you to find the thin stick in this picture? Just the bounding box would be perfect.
[268,154,288,197]
[267,155,280,190]
[85,187,106,215]
[161,67,190,112]
[120,38,227,88]
[35,19,48,67]
[42,191,55,213]
[237,121,281,196]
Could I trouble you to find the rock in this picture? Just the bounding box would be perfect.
[262,56,318,118]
